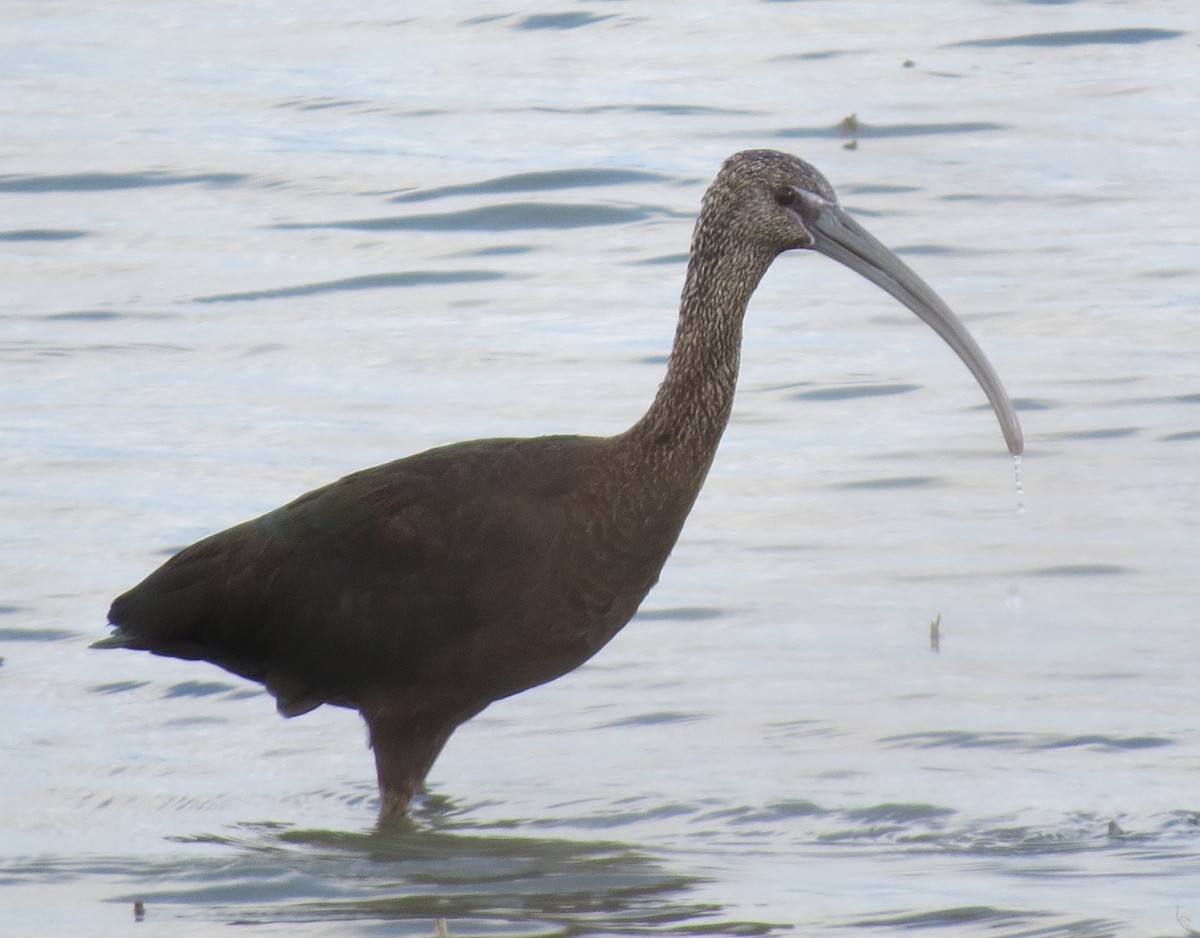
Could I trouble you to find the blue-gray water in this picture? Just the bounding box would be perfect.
[3,2,1198,935]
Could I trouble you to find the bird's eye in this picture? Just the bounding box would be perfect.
[774,186,797,207]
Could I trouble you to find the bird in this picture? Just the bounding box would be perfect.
[94,149,1023,826]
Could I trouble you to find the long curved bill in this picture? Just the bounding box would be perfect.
[794,190,1024,456]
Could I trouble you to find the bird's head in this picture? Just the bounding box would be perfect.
[707,149,839,254]
[707,149,1024,456]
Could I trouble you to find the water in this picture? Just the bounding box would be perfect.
[3,1,1199,934]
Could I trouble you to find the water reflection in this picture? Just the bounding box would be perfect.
[89,816,778,935]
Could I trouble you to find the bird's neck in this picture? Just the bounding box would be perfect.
[622,222,775,494]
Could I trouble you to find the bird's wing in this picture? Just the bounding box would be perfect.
[102,436,599,715]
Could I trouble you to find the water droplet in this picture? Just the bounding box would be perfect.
[1012,453,1026,514]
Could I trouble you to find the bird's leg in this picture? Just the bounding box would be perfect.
[361,695,485,827]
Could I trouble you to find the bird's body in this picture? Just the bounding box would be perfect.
[110,432,699,817]
[97,150,1023,824]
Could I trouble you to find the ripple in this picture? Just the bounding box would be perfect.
[279,202,658,233]
[949,28,1185,48]
[0,228,87,241]
[1044,426,1140,441]
[881,730,1173,752]
[275,95,369,112]
[513,12,619,31]
[392,168,669,204]
[600,711,704,728]
[1027,563,1129,577]
[849,905,1048,930]
[634,252,688,267]
[88,680,152,695]
[1011,397,1059,411]
[843,183,922,196]
[778,120,1006,140]
[194,269,506,303]
[835,475,939,490]
[163,679,246,699]
[700,799,829,825]
[0,171,247,193]
[791,382,920,401]
[844,803,957,824]
[635,606,724,622]
[0,626,77,642]
[44,310,126,321]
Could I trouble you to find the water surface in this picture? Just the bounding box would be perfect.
[2,2,1198,935]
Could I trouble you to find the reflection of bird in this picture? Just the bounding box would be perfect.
[95,150,1023,825]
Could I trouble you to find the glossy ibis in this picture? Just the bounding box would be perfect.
[95,150,1023,825]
